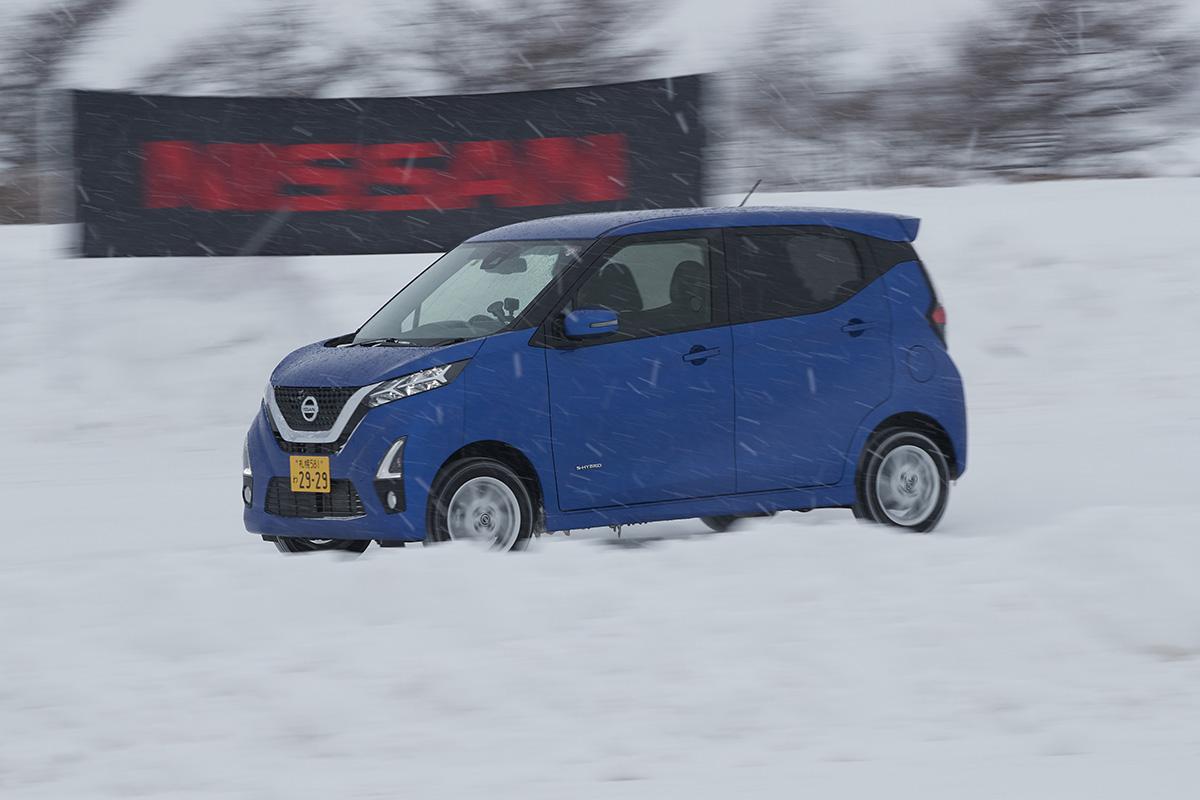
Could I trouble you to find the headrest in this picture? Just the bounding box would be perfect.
[578,261,643,314]
[670,260,708,311]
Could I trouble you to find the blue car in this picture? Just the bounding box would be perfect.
[243,207,966,553]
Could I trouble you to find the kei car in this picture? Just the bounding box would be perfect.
[243,207,967,552]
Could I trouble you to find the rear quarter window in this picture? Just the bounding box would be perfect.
[730,230,866,322]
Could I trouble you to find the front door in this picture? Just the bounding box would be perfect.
[545,232,736,511]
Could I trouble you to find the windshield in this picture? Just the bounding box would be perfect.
[354,239,587,345]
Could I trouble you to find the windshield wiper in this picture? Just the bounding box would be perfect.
[350,337,418,347]
[348,336,470,348]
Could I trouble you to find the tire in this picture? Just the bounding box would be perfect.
[700,511,775,533]
[853,429,950,533]
[427,458,535,552]
[701,515,742,533]
[273,537,371,554]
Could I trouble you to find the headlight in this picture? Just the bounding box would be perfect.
[365,362,466,408]
[242,434,252,477]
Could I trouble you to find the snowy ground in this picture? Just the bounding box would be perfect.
[3,178,1200,797]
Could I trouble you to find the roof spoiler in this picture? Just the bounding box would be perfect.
[896,215,920,242]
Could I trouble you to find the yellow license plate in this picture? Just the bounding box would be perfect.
[290,456,331,493]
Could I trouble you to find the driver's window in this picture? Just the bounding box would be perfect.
[572,237,713,339]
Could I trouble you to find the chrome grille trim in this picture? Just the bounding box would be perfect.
[264,381,380,443]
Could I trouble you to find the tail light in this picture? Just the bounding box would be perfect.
[929,304,947,344]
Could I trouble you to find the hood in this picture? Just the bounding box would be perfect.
[270,337,486,388]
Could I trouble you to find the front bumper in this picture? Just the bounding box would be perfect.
[242,385,465,542]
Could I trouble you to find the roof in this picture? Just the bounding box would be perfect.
[466,206,921,243]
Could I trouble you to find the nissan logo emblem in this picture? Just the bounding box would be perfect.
[300,395,320,423]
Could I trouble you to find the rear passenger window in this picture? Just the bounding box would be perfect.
[730,232,865,321]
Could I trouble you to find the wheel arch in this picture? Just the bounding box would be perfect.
[432,440,546,524]
[858,412,960,480]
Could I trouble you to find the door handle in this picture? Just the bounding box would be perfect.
[682,345,721,365]
[841,319,875,338]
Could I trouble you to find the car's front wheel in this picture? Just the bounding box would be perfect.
[853,429,950,532]
[427,458,534,552]
[272,537,371,554]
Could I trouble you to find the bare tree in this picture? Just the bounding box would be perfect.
[0,0,125,220]
[926,0,1200,178]
[408,0,660,94]
[730,0,1200,188]
[728,3,890,190]
[135,5,367,97]
[136,0,660,98]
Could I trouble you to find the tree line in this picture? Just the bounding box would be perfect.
[1,0,1197,221]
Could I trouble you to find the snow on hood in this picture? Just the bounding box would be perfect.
[269,337,485,388]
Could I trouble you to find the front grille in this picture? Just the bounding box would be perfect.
[273,386,360,431]
[272,431,342,455]
[270,402,369,455]
[264,478,365,518]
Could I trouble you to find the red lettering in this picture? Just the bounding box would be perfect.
[569,133,627,202]
[361,143,446,211]
[443,140,518,208]
[509,137,575,206]
[193,144,251,211]
[143,141,196,208]
[144,141,282,210]
[217,144,280,212]
[141,134,630,212]
[511,134,629,205]
[275,143,360,212]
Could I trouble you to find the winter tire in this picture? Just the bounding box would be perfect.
[273,537,371,554]
[853,429,950,533]
[700,515,742,533]
[427,458,534,552]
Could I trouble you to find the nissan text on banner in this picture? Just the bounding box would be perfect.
[73,76,705,258]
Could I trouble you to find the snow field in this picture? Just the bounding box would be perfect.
[2,178,1199,797]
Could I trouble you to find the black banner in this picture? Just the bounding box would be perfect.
[73,76,705,257]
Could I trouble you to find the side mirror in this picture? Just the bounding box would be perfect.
[563,307,619,340]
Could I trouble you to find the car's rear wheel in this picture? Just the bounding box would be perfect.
[700,515,741,533]
[700,511,775,533]
[428,458,534,552]
[853,429,950,533]
[272,537,371,554]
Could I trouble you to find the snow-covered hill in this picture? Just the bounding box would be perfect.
[3,178,1199,798]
